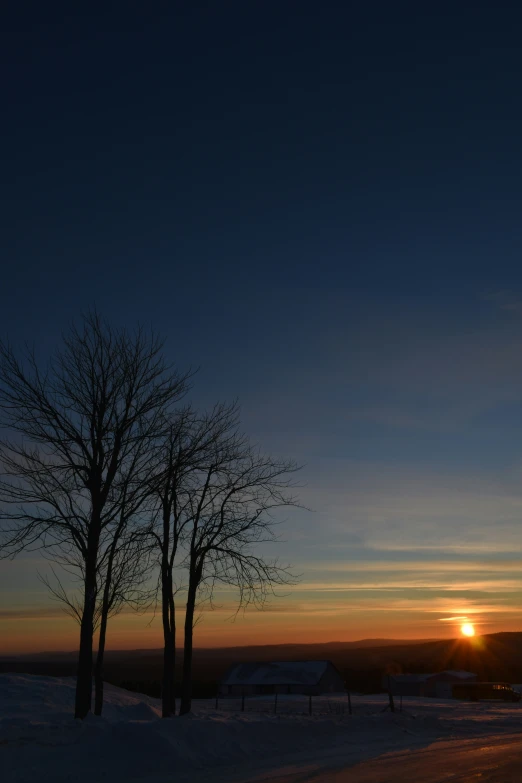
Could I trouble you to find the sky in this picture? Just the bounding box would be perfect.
[2,0,522,652]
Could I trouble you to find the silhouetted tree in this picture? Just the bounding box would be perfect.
[150,403,238,717]
[41,523,154,715]
[176,421,300,715]
[0,313,188,718]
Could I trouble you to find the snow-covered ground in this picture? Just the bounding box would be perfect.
[2,674,522,783]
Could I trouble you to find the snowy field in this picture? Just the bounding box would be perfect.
[2,674,522,783]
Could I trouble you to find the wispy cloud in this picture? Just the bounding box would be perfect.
[305,559,522,572]
[0,607,68,621]
[364,543,521,554]
[292,578,522,593]
[483,290,522,314]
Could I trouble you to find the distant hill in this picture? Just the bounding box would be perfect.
[0,637,434,662]
[0,639,426,661]
[3,633,522,696]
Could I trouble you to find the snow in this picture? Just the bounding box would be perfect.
[2,674,522,783]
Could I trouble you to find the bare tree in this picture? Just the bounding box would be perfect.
[93,524,154,715]
[150,403,238,717]
[165,414,300,715]
[0,313,188,718]
[41,524,153,715]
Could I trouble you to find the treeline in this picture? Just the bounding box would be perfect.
[118,679,218,700]
[0,313,299,719]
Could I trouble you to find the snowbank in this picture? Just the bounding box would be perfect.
[2,675,522,783]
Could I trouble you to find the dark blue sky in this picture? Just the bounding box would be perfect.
[3,1,522,646]
[3,0,522,310]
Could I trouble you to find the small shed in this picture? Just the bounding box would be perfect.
[430,670,477,698]
[219,660,344,697]
[385,670,477,698]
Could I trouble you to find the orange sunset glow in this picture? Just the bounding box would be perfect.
[3,541,522,654]
[2,565,519,655]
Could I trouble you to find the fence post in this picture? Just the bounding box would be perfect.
[241,691,245,712]
[309,694,312,716]
[400,694,402,713]
[215,689,219,710]
[274,691,278,714]
[347,691,352,715]
[387,675,395,713]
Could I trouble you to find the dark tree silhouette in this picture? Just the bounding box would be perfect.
[93,524,154,715]
[0,313,188,718]
[180,453,299,713]
[158,409,300,715]
[41,524,154,715]
[150,403,238,717]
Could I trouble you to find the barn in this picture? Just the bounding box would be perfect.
[219,660,345,696]
[385,670,477,698]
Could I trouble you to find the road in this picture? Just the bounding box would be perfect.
[242,733,522,783]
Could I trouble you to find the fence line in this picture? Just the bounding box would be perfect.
[214,692,358,716]
[213,691,410,716]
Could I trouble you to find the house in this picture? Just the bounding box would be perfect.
[219,660,345,696]
[429,670,478,698]
[384,670,477,698]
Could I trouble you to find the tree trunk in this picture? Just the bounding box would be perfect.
[179,582,197,715]
[169,589,176,714]
[161,563,176,717]
[160,493,178,718]
[94,607,108,716]
[161,567,174,718]
[94,522,119,717]
[75,551,97,719]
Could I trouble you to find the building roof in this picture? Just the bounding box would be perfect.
[390,670,476,684]
[221,660,333,686]
[440,670,476,679]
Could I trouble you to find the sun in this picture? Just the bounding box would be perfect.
[461,623,475,637]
